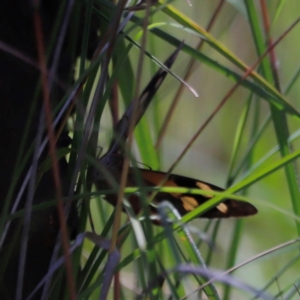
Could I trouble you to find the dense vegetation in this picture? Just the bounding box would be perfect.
[1,1,300,299]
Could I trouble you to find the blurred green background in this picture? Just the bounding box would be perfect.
[85,0,300,298]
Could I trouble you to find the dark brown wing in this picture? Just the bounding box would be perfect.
[137,169,258,218]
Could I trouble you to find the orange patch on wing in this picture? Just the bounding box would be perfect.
[140,170,181,197]
[181,196,199,211]
[216,203,228,214]
[140,170,175,186]
[196,181,214,198]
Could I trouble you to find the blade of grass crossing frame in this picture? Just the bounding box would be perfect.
[79,0,94,74]
[147,25,300,116]
[78,213,115,293]
[158,203,220,299]
[223,95,254,299]
[128,160,163,299]
[114,38,158,169]
[151,3,300,117]
[242,126,300,181]
[67,54,103,292]
[158,205,194,299]
[107,42,183,155]
[231,113,271,181]
[273,0,288,26]
[249,254,300,300]
[123,166,159,299]
[244,0,300,235]
[72,11,136,298]
[176,224,221,299]
[227,95,253,184]
[114,40,135,106]
[223,219,244,300]
[179,146,300,227]
[205,221,220,266]
[94,0,300,116]
[135,119,159,169]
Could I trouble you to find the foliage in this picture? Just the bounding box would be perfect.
[1,0,300,299]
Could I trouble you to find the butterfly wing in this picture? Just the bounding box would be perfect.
[137,169,257,218]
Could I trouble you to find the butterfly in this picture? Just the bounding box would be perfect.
[93,152,257,221]
[92,44,257,222]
